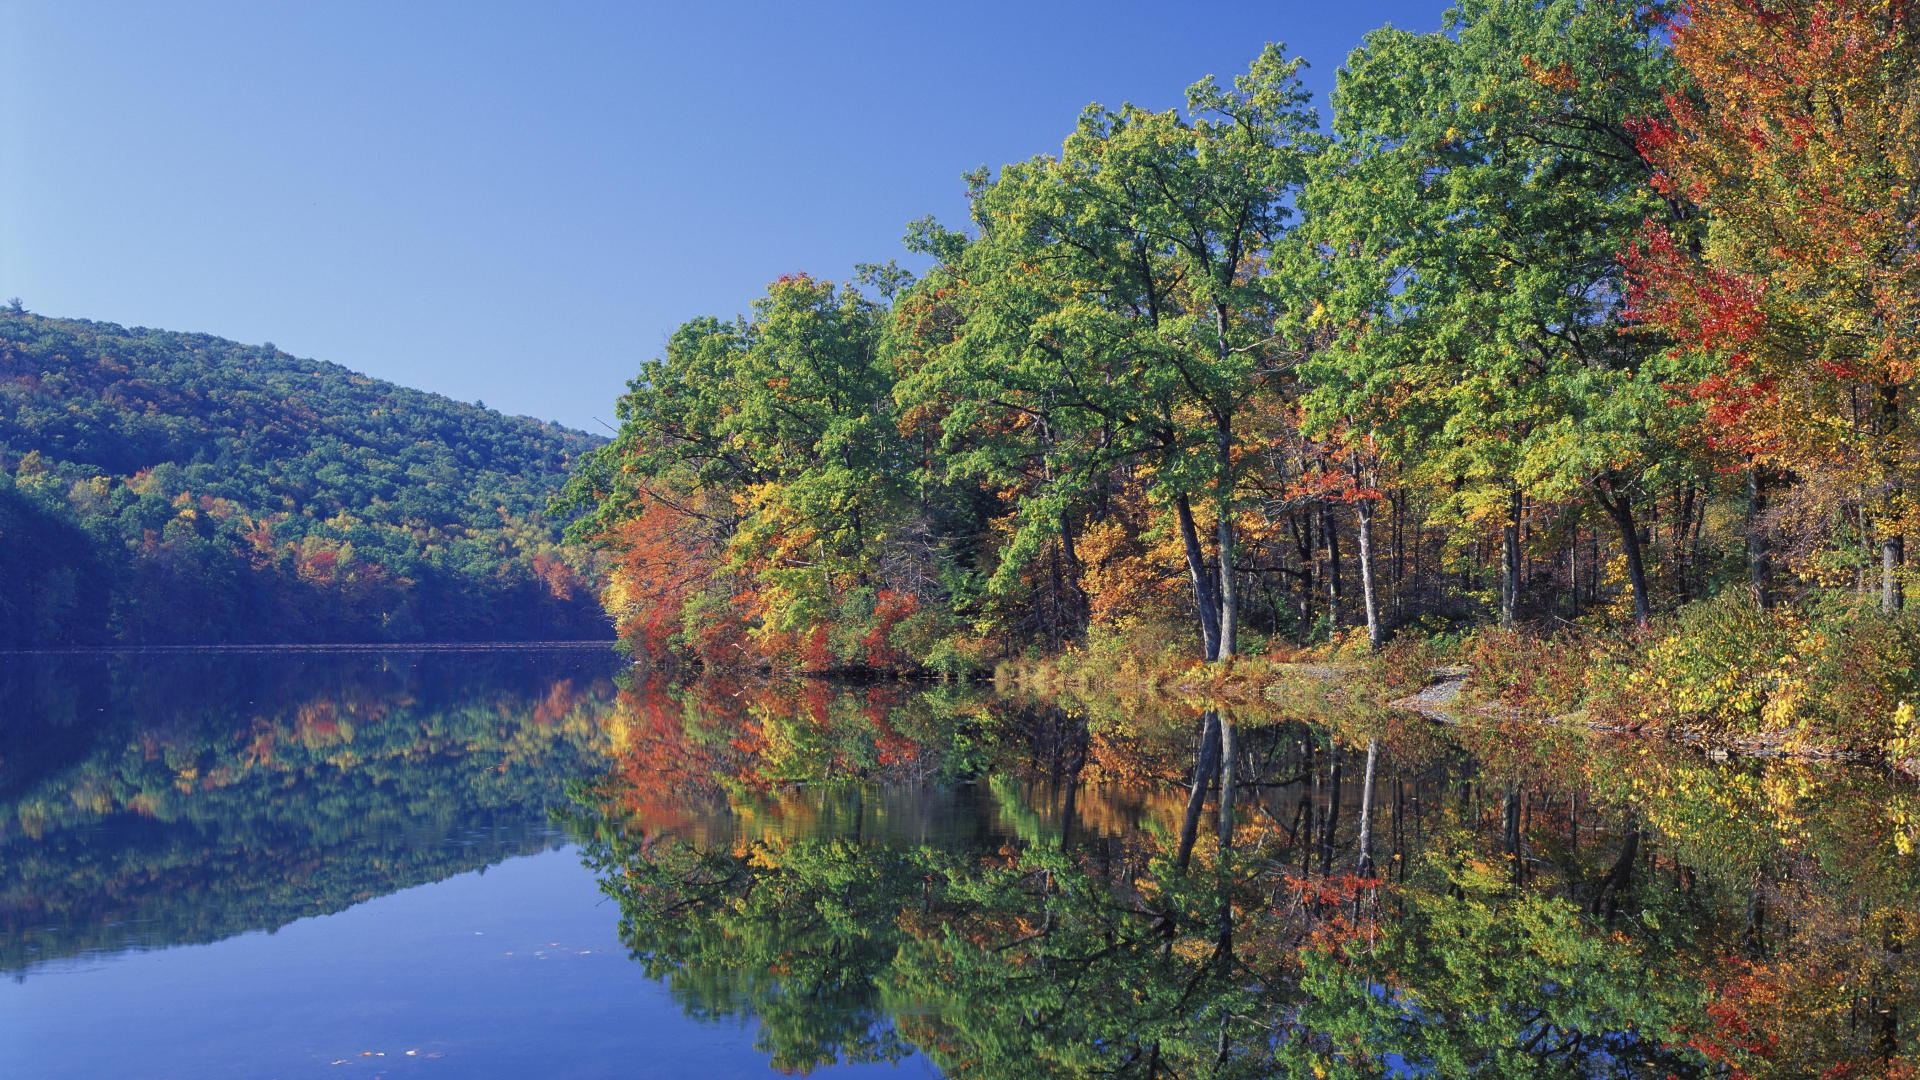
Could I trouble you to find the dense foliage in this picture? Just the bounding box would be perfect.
[0,309,610,645]
[560,0,1920,760]
[568,679,1920,1074]
[561,0,1920,751]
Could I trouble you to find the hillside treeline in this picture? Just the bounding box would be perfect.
[0,311,610,645]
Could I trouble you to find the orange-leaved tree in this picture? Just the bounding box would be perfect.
[1626,0,1920,610]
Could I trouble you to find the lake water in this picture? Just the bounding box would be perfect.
[2,649,1916,1076]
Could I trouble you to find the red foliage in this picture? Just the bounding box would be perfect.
[1279,871,1384,953]
[862,589,921,670]
[530,552,580,602]
[601,494,723,657]
[797,625,834,673]
[1681,958,1780,1073]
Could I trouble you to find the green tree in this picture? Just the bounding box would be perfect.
[905,45,1323,661]
[1304,0,1691,626]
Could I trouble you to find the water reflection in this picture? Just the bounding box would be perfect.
[5,657,1917,1074]
[570,679,1920,1076]
[0,648,623,974]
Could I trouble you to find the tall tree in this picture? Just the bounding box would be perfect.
[911,45,1323,661]
[1307,0,1691,627]
[1625,0,1920,612]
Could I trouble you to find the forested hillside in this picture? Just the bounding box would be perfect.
[0,309,609,645]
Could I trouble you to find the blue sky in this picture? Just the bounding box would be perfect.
[1,2,1447,432]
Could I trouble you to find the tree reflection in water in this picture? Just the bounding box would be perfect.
[0,649,623,973]
[569,678,1920,1077]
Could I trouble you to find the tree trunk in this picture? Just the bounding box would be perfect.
[1175,494,1221,661]
[1592,819,1641,921]
[1391,489,1406,617]
[1291,509,1315,638]
[1355,737,1379,876]
[1318,747,1343,877]
[1216,714,1237,846]
[1215,422,1238,659]
[1599,485,1652,627]
[1500,489,1522,627]
[1674,484,1697,602]
[1058,514,1089,640]
[1356,500,1382,650]
[1503,788,1522,888]
[1176,712,1223,871]
[1882,386,1905,614]
[1747,464,1774,609]
[1884,535,1905,614]
[1322,503,1343,635]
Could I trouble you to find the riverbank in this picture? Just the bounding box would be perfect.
[995,594,1920,777]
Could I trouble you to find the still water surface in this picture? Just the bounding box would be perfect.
[0,649,921,1077]
[2,649,1917,1076]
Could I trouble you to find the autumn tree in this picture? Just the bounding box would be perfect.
[560,275,941,669]
[901,45,1324,662]
[1625,0,1920,612]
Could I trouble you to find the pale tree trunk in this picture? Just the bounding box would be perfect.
[1356,500,1382,650]
[1214,418,1239,660]
[1216,511,1238,660]
[1216,714,1236,846]
[1214,712,1238,968]
[1355,736,1379,876]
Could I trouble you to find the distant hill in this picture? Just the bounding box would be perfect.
[0,309,611,645]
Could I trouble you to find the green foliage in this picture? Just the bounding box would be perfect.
[0,311,608,644]
[1300,0,1695,624]
[1285,854,1708,1077]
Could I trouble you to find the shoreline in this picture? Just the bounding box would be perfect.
[998,654,1920,778]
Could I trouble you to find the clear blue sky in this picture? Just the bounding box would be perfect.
[1,2,1447,432]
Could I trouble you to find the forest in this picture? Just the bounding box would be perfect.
[559,0,1920,756]
[0,309,611,645]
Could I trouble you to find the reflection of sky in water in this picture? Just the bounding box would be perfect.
[6,650,1920,1075]
[0,650,927,1077]
[1,847,929,1078]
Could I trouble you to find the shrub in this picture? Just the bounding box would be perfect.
[1461,625,1603,715]
[1618,591,1920,751]
[1767,601,1920,751]
[1619,592,1796,737]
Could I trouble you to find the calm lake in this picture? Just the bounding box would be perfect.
[2,648,1916,1076]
